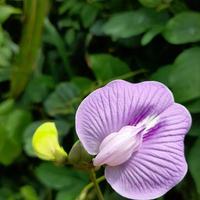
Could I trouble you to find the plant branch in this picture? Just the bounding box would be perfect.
[77,176,105,200]
[10,0,49,98]
[89,169,104,200]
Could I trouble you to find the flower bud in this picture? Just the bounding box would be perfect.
[68,140,93,169]
[32,122,67,164]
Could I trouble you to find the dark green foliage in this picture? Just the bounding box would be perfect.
[0,0,200,199]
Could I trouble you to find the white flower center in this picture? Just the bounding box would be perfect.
[93,116,159,167]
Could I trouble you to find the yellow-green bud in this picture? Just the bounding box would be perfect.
[32,122,67,164]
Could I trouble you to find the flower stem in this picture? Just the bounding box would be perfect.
[90,169,104,200]
[77,176,105,200]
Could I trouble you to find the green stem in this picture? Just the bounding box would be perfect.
[77,176,105,200]
[10,0,49,98]
[90,169,104,200]
[83,176,105,193]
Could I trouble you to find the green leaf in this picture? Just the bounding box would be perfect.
[71,76,94,93]
[0,125,9,162]
[0,5,21,24]
[90,20,105,36]
[0,100,32,165]
[0,124,21,165]
[150,65,172,86]
[169,47,200,102]
[35,163,88,190]
[58,19,80,30]
[89,54,130,82]
[64,28,76,46]
[163,12,200,44]
[189,138,200,194]
[24,75,55,103]
[0,99,14,115]
[186,99,200,114]
[152,48,200,103]
[0,26,18,82]
[59,0,83,15]
[169,0,188,14]
[103,9,168,39]
[54,119,71,137]
[141,25,164,45]
[23,121,43,157]
[0,188,13,200]
[188,117,200,137]
[6,109,32,143]
[138,0,163,8]
[44,82,80,116]
[80,4,99,28]
[0,65,11,82]
[56,186,85,200]
[44,19,73,77]
[20,185,39,200]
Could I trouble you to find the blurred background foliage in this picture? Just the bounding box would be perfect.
[0,0,200,199]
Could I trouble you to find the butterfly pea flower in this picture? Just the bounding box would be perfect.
[32,122,67,163]
[75,80,191,200]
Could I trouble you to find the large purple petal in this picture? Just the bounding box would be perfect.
[75,80,174,154]
[105,103,191,200]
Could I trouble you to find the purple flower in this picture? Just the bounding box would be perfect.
[75,80,191,200]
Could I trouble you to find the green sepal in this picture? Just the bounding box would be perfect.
[68,140,93,170]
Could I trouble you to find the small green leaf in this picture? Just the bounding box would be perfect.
[150,65,172,86]
[54,119,71,137]
[35,163,88,190]
[64,28,76,46]
[6,109,32,143]
[80,4,99,28]
[189,138,200,194]
[56,186,86,200]
[103,9,168,39]
[89,54,130,82]
[44,19,73,76]
[90,20,105,36]
[71,76,94,93]
[44,82,79,116]
[24,75,55,103]
[20,185,39,200]
[163,12,200,44]
[0,5,21,24]
[0,124,21,165]
[0,99,14,115]
[0,26,18,82]
[141,25,164,45]
[0,65,11,82]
